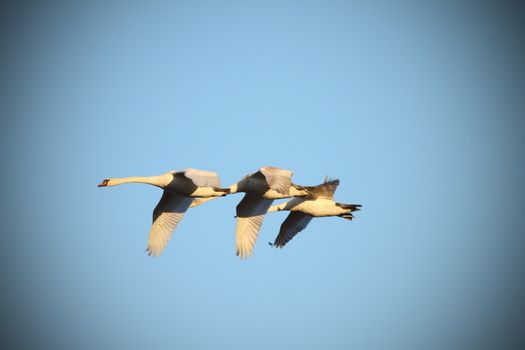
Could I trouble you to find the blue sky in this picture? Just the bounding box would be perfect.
[2,2,524,349]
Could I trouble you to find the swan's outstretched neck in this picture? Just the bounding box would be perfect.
[106,175,168,188]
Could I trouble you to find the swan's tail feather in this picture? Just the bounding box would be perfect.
[191,188,230,208]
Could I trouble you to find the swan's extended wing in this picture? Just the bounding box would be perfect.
[272,211,313,248]
[259,166,292,194]
[235,194,273,259]
[182,168,220,187]
[305,179,340,199]
[146,191,193,257]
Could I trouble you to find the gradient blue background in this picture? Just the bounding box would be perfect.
[2,2,524,349]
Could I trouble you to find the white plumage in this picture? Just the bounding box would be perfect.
[98,168,229,257]
[99,168,361,258]
[268,179,361,248]
[230,166,309,259]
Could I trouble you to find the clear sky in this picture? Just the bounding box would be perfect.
[2,2,525,349]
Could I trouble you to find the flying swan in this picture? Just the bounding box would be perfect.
[97,169,229,256]
[267,178,361,248]
[227,166,310,259]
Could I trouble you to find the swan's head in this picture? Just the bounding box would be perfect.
[98,179,111,187]
[229,183,238,193]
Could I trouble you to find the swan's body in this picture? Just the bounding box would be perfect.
[271,197,351,216]
[267,179,361,248]
[98,168,229,256]
[229,166,309,259]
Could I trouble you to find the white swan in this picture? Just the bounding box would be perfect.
[227,166,310,259]
[98,168,229,257]
[267,178,361,248]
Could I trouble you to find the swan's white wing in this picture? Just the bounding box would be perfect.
[272,211,313,248]
[235,194,273,259]
[146,191,193,257]
[306,179,340,199]
[260,167,292,194]
[182,168,220,187]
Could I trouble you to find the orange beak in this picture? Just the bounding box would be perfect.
[98,179,109,187]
